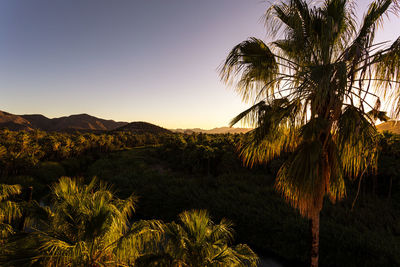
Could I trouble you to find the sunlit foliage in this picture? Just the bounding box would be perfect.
[0,184,21,241]
[0,129,168,177]
[221,1,400,266]
[221,0,400,219]
[140,209,258,267]
[3,177,164,266]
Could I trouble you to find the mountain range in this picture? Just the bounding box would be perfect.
[2,110,398,135]
[0,110,127,132]
[0,110,251,134]
[171,127,252,134]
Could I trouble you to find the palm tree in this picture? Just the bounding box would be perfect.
[220,0,400,266]
[19,177,164,266]
[0,184,22,241]
[141,209,258,267]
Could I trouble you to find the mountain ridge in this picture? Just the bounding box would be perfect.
[171,126,252,134]
[0,111,128,132]
[0,110,252,134]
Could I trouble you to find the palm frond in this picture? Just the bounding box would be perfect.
[153,210,258,267]
[14,177,165,266]
[0,184,21,202]
[373,36,400,115]
[221,0,400,220]
[336,106,379,179]
[275,139,325,217]
[220,38,279,102]
[344,0,392,62]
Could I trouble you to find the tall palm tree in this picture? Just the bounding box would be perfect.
[220,0,400,266]
[12,177,164,266]
[139,210,258,267]
[0,184,21,241]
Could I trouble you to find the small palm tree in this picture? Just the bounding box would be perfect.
[24,177,163,266]
[220,0,400,266]
[141,209,258,267]
[0,184,22,241]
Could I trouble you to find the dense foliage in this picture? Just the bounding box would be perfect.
[0,176,258,266]
[0,129,399,266]
[0,129,169,198]
[0,129,166,176]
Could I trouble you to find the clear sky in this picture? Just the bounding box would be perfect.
[1,0,399,129]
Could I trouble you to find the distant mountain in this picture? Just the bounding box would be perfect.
[376,120,400,134]
[172,127,252,134]
[206,127,252,134]
[0,110,250,134]
[0,111,34,131]
[0,111,127,132]
[115,121,171,134]
[45,114,127,131]
[21,114,55,130]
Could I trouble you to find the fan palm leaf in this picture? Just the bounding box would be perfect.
[3,177,164,266]
[0,184,21,240]
[220,1,400,266]
[141,210,258,267]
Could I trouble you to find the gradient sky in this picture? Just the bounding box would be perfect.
[1,1,399,129]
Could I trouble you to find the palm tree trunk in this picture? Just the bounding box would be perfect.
[18,186,33,231]
[387,176,393,199]
[372,175,377,195]
[310,212,320,267]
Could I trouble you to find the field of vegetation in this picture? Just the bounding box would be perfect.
[0,129,399,266]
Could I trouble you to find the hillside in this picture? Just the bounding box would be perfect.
[0,111,127,132]
[376,120,400,134]
[0,111,34,131]
[115,121,171,134]
[21,114,55,130]
[47,114,127,131]
[1,110,249,134]
[172,127,252,134]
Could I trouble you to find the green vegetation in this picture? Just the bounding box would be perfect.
[1,129,398,266]
[0,184,21,241]
[0,175,258,266]
[220,0,400,266]
[0,130,266,266]
[0,129,164,175]
[139,210,258,267]
[3,177,164,266]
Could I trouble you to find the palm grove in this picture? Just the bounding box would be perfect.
[0,177,258,266]
[1,0,400,266]
[220,0,400,267]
